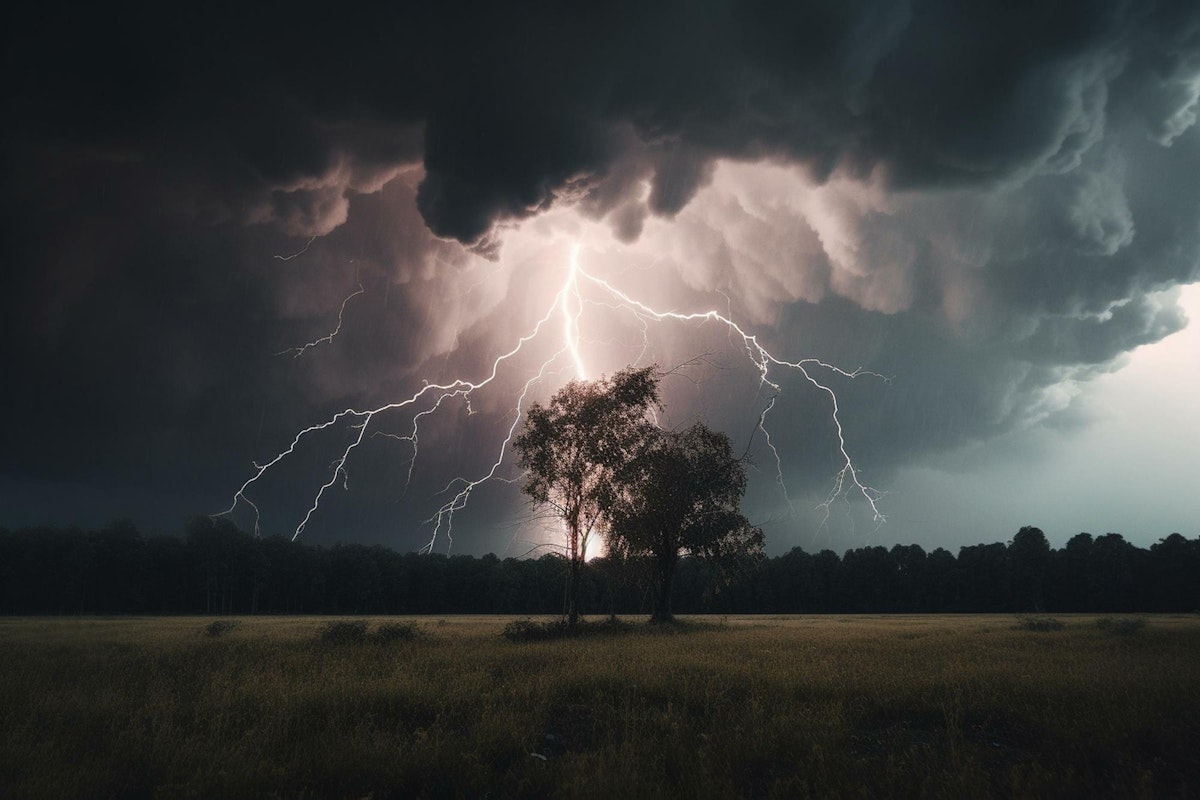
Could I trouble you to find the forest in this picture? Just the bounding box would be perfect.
[2,517,1196,616]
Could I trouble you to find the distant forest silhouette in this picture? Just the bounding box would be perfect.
[1,518,1196,616]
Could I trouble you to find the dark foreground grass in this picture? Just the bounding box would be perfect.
[1,614,1197,799]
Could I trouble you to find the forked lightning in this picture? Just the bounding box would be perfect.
[220,244,885,549]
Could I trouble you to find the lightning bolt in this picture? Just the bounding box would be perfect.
[220,241,885,548]
[273,235,318,262]
[570,263,887,526]
[562,245,588,380]
[276,283,365,358]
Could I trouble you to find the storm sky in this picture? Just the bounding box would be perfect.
[3,0,1198,555]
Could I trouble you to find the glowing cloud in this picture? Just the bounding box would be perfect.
[220,208,889,550]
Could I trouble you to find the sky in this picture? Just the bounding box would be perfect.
[3,0,1198,556]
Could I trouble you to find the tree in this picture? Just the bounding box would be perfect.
[512,366,659,626]
[1009,525,1050,611]
[841,546,895,612]
[891,543,928,611]
[607,421,763,623]
[1149,533,1200,611]
[1056,533,1095,611]
[1092,533,1139,612]
[956,542,1010,611]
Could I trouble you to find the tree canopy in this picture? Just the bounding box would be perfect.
[513,365,762,624]
[1,521,1196,616]
[608,422,763,622]
[511,365,660,625]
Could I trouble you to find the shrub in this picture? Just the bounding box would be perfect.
[502,619,569,642]
[373,621,426,643]
[204,620,240,638]
[319,620,369,645]
[1096,617,1147,635]
[1014,615,1065,632]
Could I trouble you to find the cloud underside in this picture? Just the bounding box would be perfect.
[4,0,1200,535]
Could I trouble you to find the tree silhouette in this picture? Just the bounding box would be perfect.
[3,515,1196,616]
[512,366,659,627]
[1092,533,1139,612]
[607,422,763,622]
[1057,533,1096,611]
[1149,534,1200,611]
[1009,526,1050,611]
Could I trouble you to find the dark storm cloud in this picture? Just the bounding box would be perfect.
[644,133,1200,489]
[4,0,1200,543]
[10,0,1198,245]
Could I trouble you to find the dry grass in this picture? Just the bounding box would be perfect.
[1,614,1197,799]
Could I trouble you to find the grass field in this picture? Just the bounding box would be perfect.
[1,614,1197,799]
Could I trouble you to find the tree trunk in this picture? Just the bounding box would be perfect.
[567,556,581,628]
[651,551,676,623]
[565,510,582,628]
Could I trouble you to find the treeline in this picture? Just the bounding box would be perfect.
[1,519,1197,615]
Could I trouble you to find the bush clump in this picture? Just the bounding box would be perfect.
[1015,615,1065,632]
[319,619,369,645]
[502,619,569,642]
[1096,616,1147,635]
[372,621,427,643]
[204,619,241,638]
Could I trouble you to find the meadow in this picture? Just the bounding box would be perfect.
[1,614,1197,799]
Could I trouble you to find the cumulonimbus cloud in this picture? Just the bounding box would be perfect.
[4,0,1200,543]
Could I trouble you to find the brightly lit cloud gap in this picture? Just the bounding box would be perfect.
[220,238,887,552]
